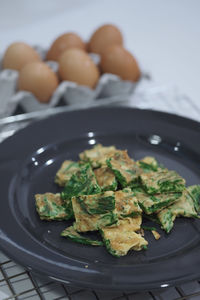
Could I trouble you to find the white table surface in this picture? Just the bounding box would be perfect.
[0,0,200,112]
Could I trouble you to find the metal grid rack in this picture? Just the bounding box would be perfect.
[0,84,200,300]
[1,251,200,300]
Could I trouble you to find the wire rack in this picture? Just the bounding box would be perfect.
[1,251,200,300]
[0,83,200,300]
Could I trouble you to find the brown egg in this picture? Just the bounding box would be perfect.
[2,42,41,71]
[46,33,86,61]
[88,24,123,55]
[58,48,100,89]
[100,45,141,82]
[18,62,59,103]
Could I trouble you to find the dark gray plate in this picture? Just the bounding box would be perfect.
[0,107,200,291]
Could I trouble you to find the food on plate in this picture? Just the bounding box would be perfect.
[18,61,59,103]
[157,186,200,233]
[61,163,101,201]
[140,169,186,194]
[79,144,116,168]
[35,193,70,220]
[94,166,117,191]
[187,185,200,213]
[115,188,142,218]
[58,48,100,88]
[55,160,80,187]
[100,218,147,257]
[35,144,200,257]
[2,42,41,71]
[106,150,141,187]
[88,24,123,55]
[151,230,161,240]
[72,191,117,232]
[46,32,86,61]
[141,226,161,240]
[136,156,159,172]
[135,189,182,215]
[61,226,103,246]
[100,44,141,82]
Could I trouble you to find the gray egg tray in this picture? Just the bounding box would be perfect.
[0,45,138,118]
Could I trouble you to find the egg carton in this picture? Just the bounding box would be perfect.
[0,45,139,118]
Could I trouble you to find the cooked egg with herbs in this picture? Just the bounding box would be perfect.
[100,45,141,82]
[88,24,123,55]
[2,42,41,71]
[58,48,100,88]
[46,32,86,61]
[18,62,59,103]
[35,144,200,257]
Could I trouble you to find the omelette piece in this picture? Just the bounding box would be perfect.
[187,185,200,213]
[79,144,116,168]
[61,226,103,246]
[135,190,182,215]
[157,188,199,233]
[61,163,101,201]
[115,188,142,218]
[76,191,115,215]
[55,160,79,187]
[106,150,141,188]
[136,156,159,172]
[140,169,185,194]
[127,215,143,230]
[94,166,117,191]
[152,230,161,240]
[35,193,72,220]
[142,226,161,240]
[72,192,118,232]
[100,218,148,257]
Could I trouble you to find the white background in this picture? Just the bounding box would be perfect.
[0,0,200,109]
